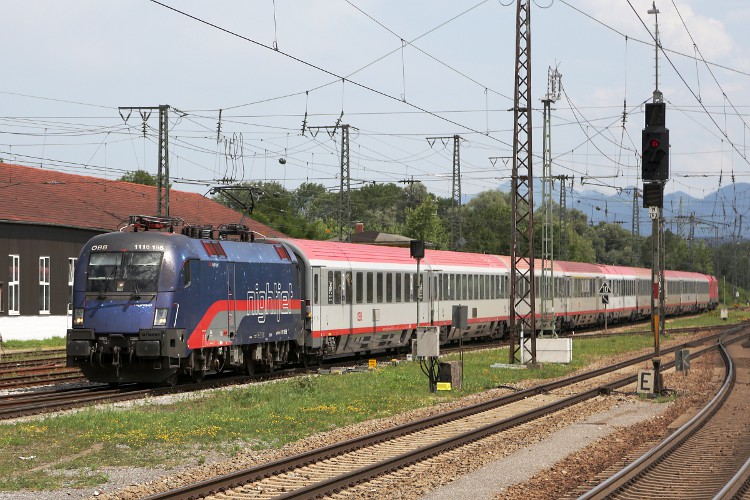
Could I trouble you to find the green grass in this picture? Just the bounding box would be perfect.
[1,336,65,351]
[0,310,737,493]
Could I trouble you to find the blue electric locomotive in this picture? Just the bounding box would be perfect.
[66,222,303,385]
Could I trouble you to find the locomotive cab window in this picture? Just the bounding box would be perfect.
[182,259,198,288]
[87,251,162,293]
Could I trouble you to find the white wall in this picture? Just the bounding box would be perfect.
[0,315,69,341]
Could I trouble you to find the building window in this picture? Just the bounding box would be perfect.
[39,256,51,314]
[68,257,77,313]
[9,255,19,315]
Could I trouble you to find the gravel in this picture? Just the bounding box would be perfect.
[1,335,720,500]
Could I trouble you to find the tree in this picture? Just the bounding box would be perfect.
[462,190,512,255]
[120,170,158,186]
[404,195,446,248]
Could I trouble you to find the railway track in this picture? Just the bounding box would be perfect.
[0,324,729,392]
[141,326,747,500]
[0,324,730,420]
[577,334,750,499]
[0,369,297,421]
[0,348,83,389]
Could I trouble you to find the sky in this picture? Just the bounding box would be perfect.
[2,0,750,229]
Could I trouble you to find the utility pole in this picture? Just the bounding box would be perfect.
[427,135,463,250]
[118,105,173,217]
[631,187,641,237]
[557,175,571,261]
[309,123,351,241]
[509,0,536,365]
[340,124,350,242]
[540,67,561,338]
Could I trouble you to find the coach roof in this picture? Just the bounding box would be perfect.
[281,238,509,270]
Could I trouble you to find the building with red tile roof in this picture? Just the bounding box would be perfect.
[0,162,285,340]
[0,162,284,235]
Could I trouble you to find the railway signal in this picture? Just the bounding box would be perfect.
[642,103,669,184]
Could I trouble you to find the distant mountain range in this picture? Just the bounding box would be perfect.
[480,182,750,241]
[572,183,750,240]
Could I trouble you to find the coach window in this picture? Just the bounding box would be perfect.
[376,273,384,303]
[404,274,411,303]
[356,272,363,304]
[385,273,393,303]
[366,272,373,303]
[344,272,352,304]
[314,274,319,305]
[395,273,402,303]
[334,271,342,304]
[468,275,474,300]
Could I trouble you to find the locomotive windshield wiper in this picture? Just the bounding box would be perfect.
[97,265,119,300]
[127,263,141,300]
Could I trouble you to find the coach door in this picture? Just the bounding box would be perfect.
[311,267,322,333]
[426,270,436,326]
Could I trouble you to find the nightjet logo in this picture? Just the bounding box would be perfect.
[247,282,294,323]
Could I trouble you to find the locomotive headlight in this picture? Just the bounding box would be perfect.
[73,308,84,326]
[154,308,169,327]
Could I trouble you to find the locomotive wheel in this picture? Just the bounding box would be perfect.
[164,373,178,387]
[244,357,256,375]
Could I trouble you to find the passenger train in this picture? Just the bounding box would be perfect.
[66,217,719,384]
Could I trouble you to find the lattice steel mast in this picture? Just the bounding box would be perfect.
[427,135,463,250]
[509,0,536,364]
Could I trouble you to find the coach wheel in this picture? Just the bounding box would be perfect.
[190,369,204,383]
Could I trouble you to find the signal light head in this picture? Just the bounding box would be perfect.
[650,138,660,148]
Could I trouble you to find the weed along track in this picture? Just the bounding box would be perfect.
[142,328,744,500]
